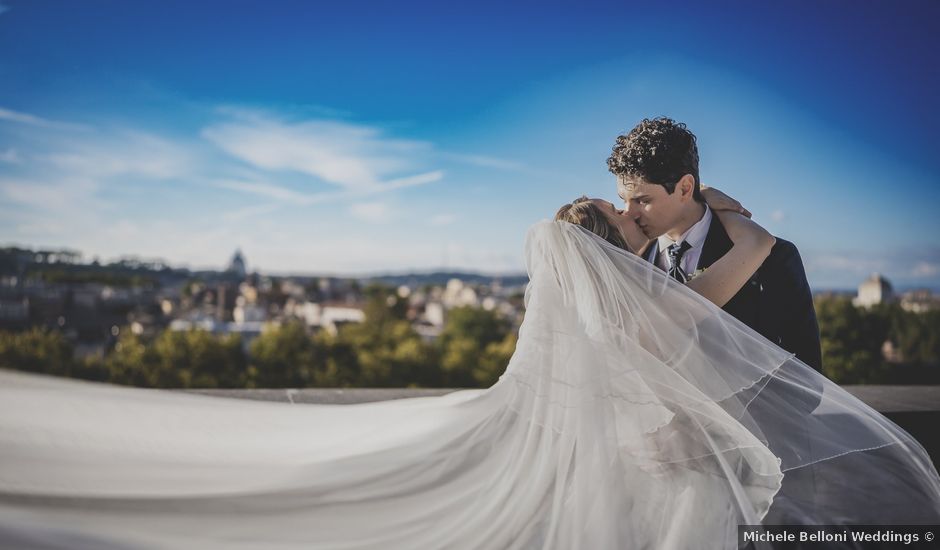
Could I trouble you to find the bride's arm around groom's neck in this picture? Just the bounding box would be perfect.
[685,210,775,308]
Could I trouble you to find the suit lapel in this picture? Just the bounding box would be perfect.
[644,240,662,270]
[697,214,733,271]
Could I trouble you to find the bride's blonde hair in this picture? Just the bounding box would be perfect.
[554,196,631,252]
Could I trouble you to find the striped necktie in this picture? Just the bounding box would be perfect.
[666,241,692,283]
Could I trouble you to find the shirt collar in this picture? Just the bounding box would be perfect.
[657,204,712,253]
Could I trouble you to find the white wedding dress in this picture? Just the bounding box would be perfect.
[2,220,939,550]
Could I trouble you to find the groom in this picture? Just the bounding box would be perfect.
[607,117,822,373]
[609,118,824,530]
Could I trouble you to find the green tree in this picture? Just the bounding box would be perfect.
[104,331,162,386]
[815,296,889,384]
[474,331,517,387]
[892,309,940,366]
[334,285,438,387]
[248,321,325,387]
[102,328,246,388]
[0,327,74,377]
[439,306,512,387]
[152,330,246,388]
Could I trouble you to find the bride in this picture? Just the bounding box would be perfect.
[1,191,939,550]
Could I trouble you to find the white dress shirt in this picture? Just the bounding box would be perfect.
[654,204,713,275]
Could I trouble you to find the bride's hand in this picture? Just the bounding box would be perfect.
[701,185,751,218]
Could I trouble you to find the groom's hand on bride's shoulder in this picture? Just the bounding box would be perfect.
[700,185,752,218]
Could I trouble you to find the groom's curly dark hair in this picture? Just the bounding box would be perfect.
[607,117,704,201]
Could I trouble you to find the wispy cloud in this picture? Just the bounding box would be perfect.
[0,103,527,273]
[0,3,8,16]
[380,170,443,190]
[219,203,282,223]
[349,201,392,223]
[770,209,785,222]
[440,152,526,171]
[212,179,312,202]
[913,262,939,278]
[807,255,886,275]
[804,246,940,288]
[202,109,435,191]
[0,148,19,163]
[210,170,442,206]
[0,107,56,125]
[40,131,197,180]
[0,177,106,212]
[0,106,91,131]
[429,213,457,226]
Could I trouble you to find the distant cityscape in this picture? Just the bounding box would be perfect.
[1,245,937,371]
[0,247,529,361]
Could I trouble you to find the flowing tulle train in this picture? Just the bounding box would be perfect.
[1,221,939,549]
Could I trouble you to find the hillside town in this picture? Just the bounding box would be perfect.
[0,248,528,361]
[1,245,938,387]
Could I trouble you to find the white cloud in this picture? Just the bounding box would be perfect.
[0,104,511,273]
[802,247,940,289]
[202,110,433,190]
[804,254,887,275]
[219,204,278,222]
[0,148,19,163]
[40,131,196,180]
[770,209,785,222]
[429,214,457,226]
[381,170,443,190]
[219,203,282,222]
[0,107,55,126]
[438,241,521,273]
[247,231,523,275]
[212,179,311,202]
[440,152,525,171]
[913,262,939,277]
[209,170,443,207]
[0,3,8,15]
[349,201,392,223]
[0,106,90,131]
[0,177,106,212]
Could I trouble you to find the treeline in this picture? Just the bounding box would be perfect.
[23,266,158,288]
[0,286,516,389]
[815,295,940,384]
[2,291,937,388]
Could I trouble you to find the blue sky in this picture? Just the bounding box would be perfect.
[0,0,938,290]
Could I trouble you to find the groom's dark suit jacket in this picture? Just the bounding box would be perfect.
[645,215,823,373]
[647,214,825,525]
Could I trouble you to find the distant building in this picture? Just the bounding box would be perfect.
[424,302,445,327]
[280,279,306,299]
[292,301,365,335]
[238,282,259,304]
[169,316,269,352]
[0,297,29,327]
[900,289,939,313]
[228,249,247,279]
[414,321,443,341]
[319,305,365,335]
[853,273,894,308]
[442,278,479,308]
[881,339,904,363]
[233,296,267,324]
[30,249,82,264]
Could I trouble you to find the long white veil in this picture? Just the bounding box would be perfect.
[1,220,939,550]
